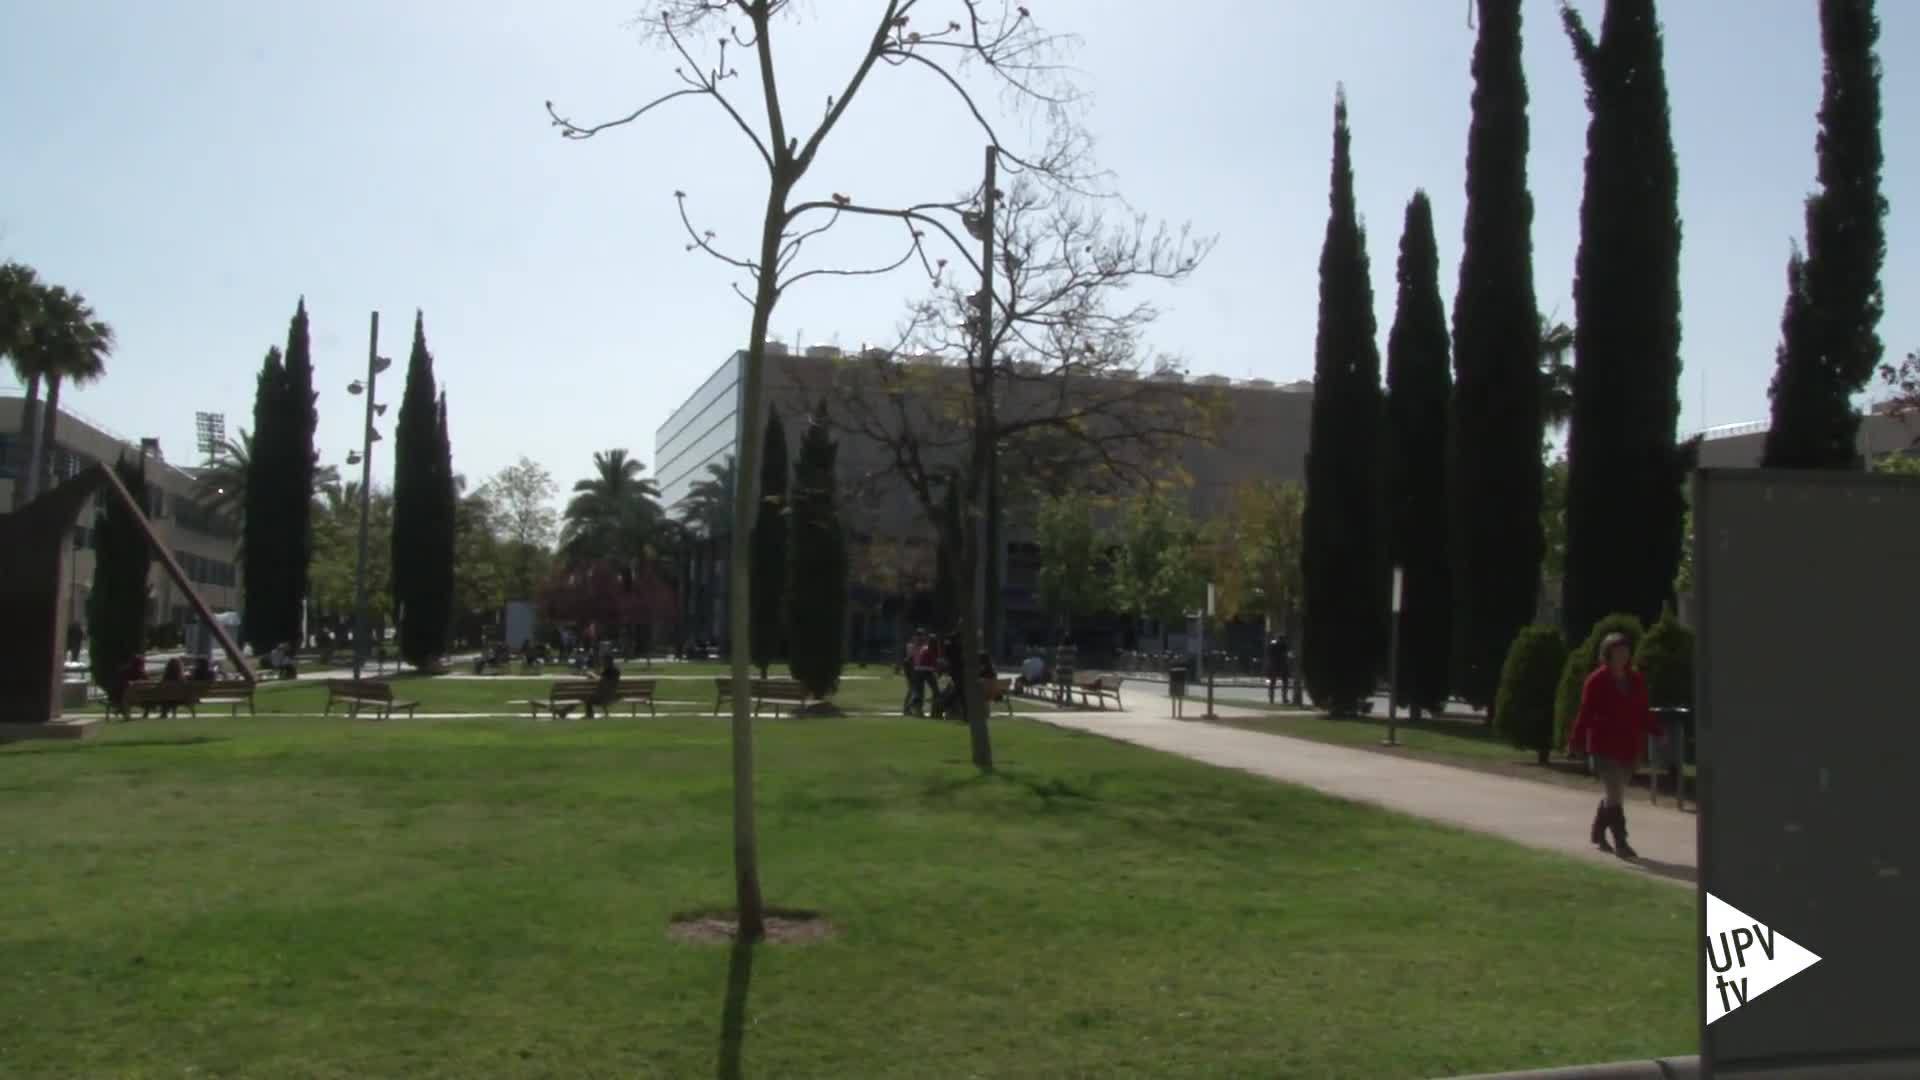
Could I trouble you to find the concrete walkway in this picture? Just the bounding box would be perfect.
[1032,700,1696,887]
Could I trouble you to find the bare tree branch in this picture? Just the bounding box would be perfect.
[676,192,761,273]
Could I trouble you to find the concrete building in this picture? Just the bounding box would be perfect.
[1692,401,1918,467]
[653,345,1315,654]
[1,395,243,637]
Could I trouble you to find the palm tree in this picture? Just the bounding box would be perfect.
[194,429,341,519]
[1540,316,1575,434]
[3,262,47,505]
[17,284,114,504]
[559,448,663,566]
[676,455,737,641]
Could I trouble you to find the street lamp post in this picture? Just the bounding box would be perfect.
[1383,566,1405,747]
[347,311,392,682]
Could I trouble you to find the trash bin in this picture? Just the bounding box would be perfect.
[1168,666,1188,700]
[1650,706,1693,808]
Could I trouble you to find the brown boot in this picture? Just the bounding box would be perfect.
[1591,802,1614,853]
[1608,806,1636,859]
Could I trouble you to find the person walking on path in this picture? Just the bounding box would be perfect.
[902,630,935,716]
[1567,631,1661,858]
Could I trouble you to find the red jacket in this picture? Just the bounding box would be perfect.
[1568,667,1661,765]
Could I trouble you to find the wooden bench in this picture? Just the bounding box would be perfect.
[195,678,257,717]
[1074,675,1125,710]
[516,678,658,719]
[322,678,418,720]
[713,677,815,717]
[114,680,201,721]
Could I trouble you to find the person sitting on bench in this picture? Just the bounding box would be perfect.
[1017,652,1046,692]
[266,643,298,680]
[190,655,214,682]
[157,657,187,718]
[557,659,621,720]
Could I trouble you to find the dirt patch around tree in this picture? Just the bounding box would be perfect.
[667,908,837,945]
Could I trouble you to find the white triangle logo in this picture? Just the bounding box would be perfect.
[1705,892,1822,1025]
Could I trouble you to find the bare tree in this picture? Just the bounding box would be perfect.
[787,180,1217,763]
[547,0,1083,942]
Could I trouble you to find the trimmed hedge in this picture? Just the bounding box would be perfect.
[1553,612,1646,751]
[1495,625,1568,764]
[1635,608,1694,709]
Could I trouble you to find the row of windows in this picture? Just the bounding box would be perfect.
[67,527,235,588]
[175,550,237,588]
[656,351,741,450]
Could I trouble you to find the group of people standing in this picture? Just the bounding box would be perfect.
[899,628,992,719]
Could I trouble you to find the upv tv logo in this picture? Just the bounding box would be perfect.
[1705,893,1822,1024]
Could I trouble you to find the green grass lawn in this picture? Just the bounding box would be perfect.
[3,715,1693,1078]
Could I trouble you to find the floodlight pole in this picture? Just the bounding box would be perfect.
[351,312,381,682]
[1383,566,1405,747]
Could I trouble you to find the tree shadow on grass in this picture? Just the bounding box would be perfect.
[1622,856,1696,887]
[921,768,1099,810]
[716,940,754,1080]
[6,735,227,754]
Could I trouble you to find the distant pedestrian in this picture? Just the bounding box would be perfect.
[1568,632,1660,858]
[1265,635,1293,704]
[902,630,933,716]
[66,623,84,663]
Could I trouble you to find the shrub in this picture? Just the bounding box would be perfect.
[1553,612,1646,751]
[1634,608,1694,709]
[1494,625,1568,763]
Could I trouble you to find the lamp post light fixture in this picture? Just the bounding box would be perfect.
[348,311,394,682]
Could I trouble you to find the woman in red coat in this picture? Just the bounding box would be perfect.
[1567,632,1662,858]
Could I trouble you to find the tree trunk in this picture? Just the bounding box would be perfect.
[724,178,794,945]
[34,373,65,501]
[953,509,994,772]
[16,371,42,507]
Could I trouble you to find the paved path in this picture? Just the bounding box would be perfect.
[1032,700,1696,887]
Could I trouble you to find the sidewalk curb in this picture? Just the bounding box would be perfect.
[1439,1057,1698,1080]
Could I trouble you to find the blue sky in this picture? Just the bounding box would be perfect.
[2,1,1913,501]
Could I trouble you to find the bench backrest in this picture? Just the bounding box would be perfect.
[755,678,808,698]
[202,679,254,695]
[714,677,736,695]
[125,680,201,703]
[325,678,394,701]
[614,679,657,696]
[548,681,600,702]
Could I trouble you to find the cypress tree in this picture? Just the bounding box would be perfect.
[423,391,457,656]
[1762,0,1886,469]
[1450,0,1544,711]
[787,401,848,700]
[241,347,286,653]
[281,298,319,646]
[749,407,789,677]
[391,312,446,668]
[1299,89,1385,717]
[1560,0,1686,642]
[1384,190,1452,717]
[88,454,151,700]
